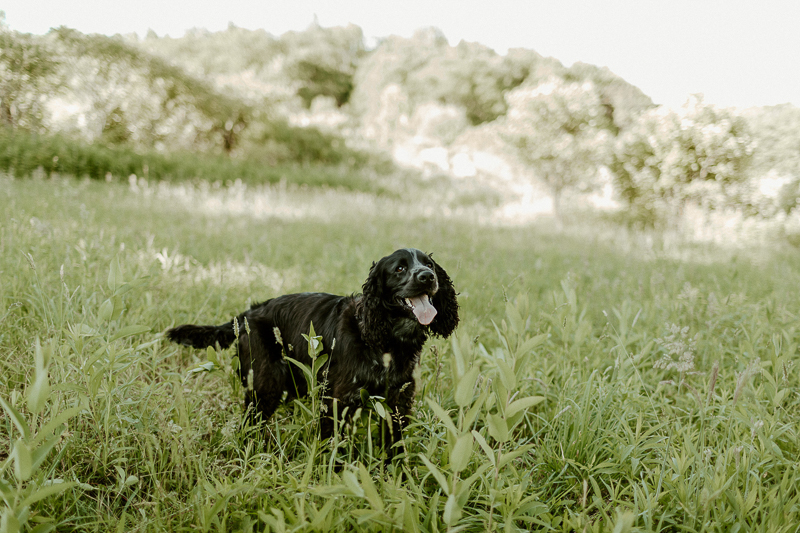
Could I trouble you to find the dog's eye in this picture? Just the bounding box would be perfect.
[396,265,406,273]
[426,262,434,269]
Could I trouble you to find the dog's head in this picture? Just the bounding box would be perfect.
[360,248,459,347]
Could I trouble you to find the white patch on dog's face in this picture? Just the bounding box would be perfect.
[380,248,439,325]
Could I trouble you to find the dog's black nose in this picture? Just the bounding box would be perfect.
[416,270,435,284]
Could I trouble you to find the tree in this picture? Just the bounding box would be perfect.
[609,95,754,222]
[502,77,611,224]
[281,23,365,108]
[0,25,62,130]
[742,104,800,178]
[351,28,566,136]
[51,27,252,153]
[566,62,654,132]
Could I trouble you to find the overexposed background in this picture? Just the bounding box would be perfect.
[5,0,799,109]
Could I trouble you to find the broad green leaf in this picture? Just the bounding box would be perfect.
[114,276,149,296]
[516,333,547,359]
[22,481,77,507]
[108,256,122,292]
[612,510,635,533]
[109,295,124,321]
[13,439,33,482]
[358,464,384,512]
[27,371,51,414]
[284,357,312,381]
[34,338,52,371]
[30,523,56,533]
[425,398,458,437]
[342,470,364,497]
[0,478,11,497]
[472,430,496,467]
[463,385,489,429]
[492,377,508,413]
[491,320,510,353]
[109,325,151,343]
[419,454,450,495]
[496,359,516,390]
[206,346,219,365]
[0,397,31,440]
[443,494,462,526]
[186,361,218,375]
[313,353,329,375]
[454,366,481,408]
[1,508,20,533]
[505,300,524,335]
[311,497,337,530]
[498,444,534,469]
[373,400,386,420]
[450,335,464,377]
[31,433,62,471]
[505,396,546,418]
[773,388,788,407]
[449,432,474,472]
[98,298,113,321]
[487,413,509,443]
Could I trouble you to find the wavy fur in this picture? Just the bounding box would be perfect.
[166,248,459,455]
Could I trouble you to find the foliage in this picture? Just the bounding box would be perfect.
[566,62,654,132]
[0,127,387,191]
[352,28,566,133]
[739,104,800,215]
[0,27,62,130]
[610,96,755,224]
[138,22,365,110]
[281,23,365,108]
[743,104,800,178]
[502,77,612,221]
[2,176,800,531]
[49,27,252,154]
[238,115,372,167]
[0,26,376,176]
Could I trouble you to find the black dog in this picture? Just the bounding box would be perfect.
[166,248,458,453]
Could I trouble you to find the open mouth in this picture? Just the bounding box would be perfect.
[400,294,438,325]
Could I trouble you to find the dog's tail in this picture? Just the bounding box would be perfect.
[166,321,237,349]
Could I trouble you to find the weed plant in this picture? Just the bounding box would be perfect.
[1,176,799,532]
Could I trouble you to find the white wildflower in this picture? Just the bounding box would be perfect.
[751,418,764,439]
[654,323,697,375]
[677,282,700,304]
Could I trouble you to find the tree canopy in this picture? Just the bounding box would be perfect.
[0,26,62,130]
[501,77,612,222]
[610,95,754,221]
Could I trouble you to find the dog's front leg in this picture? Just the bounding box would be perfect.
[320,386,361,441]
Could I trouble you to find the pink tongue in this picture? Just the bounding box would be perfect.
[410,295,437,325]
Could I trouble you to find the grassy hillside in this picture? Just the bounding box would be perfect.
[1,176,799,531]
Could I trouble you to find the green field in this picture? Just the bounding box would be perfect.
[1,175,799,532]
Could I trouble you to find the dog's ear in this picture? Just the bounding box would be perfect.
[359,258,391,349]
[429,259,459,338]
[362,260,383,300]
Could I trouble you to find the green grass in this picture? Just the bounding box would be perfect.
[0,127,392,194]
[1,175,799,532]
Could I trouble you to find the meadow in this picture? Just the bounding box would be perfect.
[1,175,799,532]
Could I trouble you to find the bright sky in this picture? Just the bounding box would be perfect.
[4,0,799,110]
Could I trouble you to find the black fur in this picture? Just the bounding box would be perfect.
[166,248,459,453]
